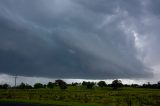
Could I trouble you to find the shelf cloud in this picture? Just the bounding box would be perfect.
[1,0,159,79]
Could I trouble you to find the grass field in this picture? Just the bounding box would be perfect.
[0,87,160,106]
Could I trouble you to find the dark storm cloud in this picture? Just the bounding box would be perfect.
[147,0,160,15]
[0,0,154,79]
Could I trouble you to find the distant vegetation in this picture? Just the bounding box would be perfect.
[0,79,159,90]
[0,80,160,106]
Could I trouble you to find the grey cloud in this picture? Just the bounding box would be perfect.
[147,0,160,15]
[0,0,154,79]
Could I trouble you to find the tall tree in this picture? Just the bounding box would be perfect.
[98,81,107,87]
[47,82,55,89]
[55,80,67,90]
[111,79,123,89]
[34,83,44,89]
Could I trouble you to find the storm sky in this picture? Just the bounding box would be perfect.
[0,0,160,81]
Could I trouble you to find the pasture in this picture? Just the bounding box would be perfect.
[0,87,160,106]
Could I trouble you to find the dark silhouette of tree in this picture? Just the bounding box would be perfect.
[158,81,160,88]
[3,84,10,89]
[34,83,44,89]
[86,82,95,89]
[141,82,160,89]
[55,80,67,90]
[97,81,107,87]
[0,84,10,89]
[82,81,87,86]
[111,79,123,89]
[71,82,78,86]
[47,82,55,89]
[17,82,25,89]
[147,82,151,88]
[142,83,149,88]
[25,84,33,89]
[17,83,33,89]
[82,81,95,89]
[43,84,47,88]
[55,80,64,86]
[131,84,139,88]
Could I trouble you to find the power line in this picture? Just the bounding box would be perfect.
[14,76,17,87]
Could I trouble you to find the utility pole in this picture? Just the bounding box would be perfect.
[14,76,17,87]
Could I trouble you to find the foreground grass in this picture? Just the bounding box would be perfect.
[0,87,160,106]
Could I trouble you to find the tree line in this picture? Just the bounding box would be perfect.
[0,79,160,90]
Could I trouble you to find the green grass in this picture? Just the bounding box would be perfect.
[0,87,160,106]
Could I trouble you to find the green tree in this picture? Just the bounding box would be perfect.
[0,84,10,89]
[25,84,33,89]
[82,81,87,86]
[111,79,123,89]
[86,82,95,89]
[158,81,160,88]
[71,82,78,86]
[55,80,67,90]
[17,83,32,89]
[82,81,95,89]
[47,82,55,89]
[17,82,26,89]
[34,83,44,89]
[97,81,107,87]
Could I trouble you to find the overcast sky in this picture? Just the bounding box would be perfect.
[0,0,160,84]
